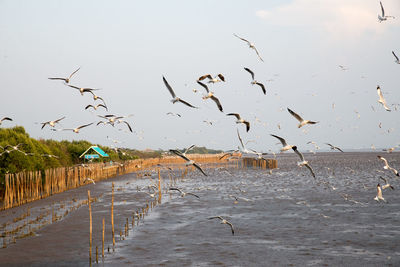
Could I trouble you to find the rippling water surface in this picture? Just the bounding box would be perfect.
[0,152,399,266]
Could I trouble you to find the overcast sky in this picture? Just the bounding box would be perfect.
[1,0,399,152]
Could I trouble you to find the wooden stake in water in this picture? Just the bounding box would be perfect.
[111,182,115,249]
[158,169,162,202]
[102,217,105,258]
[96,246,98,264]
[88,190,92,265]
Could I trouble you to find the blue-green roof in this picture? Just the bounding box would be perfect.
[80,146,109,158]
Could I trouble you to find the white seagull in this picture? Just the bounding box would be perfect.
[227,113,250,132]
[85,104,108,111]
[377,86,391,111]
[233,33,264,62]
[198,74,225,83]
[374,184,386,202]
[292,146,316,178]
[41,116,66,129]
[270,134,294,152]
[377,155,400,176]
[378,1,395,22]
[325,143,344,153]
[163,76,198,108]
[287,108,318,128]
[68,84,100,96]
[244,67,266,95]
[83,177,96,185]
[48,67,80,84]
[169,149,207,176]
[208,216,235,235]
[169,187,200,198]
[52,122,93,133]
[197,81,223,112]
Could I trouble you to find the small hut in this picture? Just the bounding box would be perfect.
[79,146,109,162]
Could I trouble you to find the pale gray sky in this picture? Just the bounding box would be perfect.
[0,0,399,152]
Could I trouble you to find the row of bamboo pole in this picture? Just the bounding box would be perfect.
[2,154,277,210]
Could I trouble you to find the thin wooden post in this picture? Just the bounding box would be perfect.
[102,218,105,259]
[111,182,115,250]
[88,190,92,265]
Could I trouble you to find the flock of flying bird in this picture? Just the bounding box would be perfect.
[1,2,399,235]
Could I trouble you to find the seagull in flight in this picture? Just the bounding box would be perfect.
[89,91,106,105]
[169,187,200,198]
[48,67,80,84]
[378,1,395,22]
[68,84,100,96]
[166,112,181,117]
[52,122,93,133]
[377,155,400,176]
[377,86,391,111]
[197,81,223,112]
[287,108,318,128]
[163,76,198,108]
[236,129,254,155]
[0,117,12,126]
[41,116,66,129]
[227,113,250,132]
[233,33,263,62]
[198,74,225,83]
[169,149,207,176]
[208,216,235,235]
[292,146,316,178]
[325,143,344,153]
[85,104,108,111]
[270,134,294,152]
[392,51,400,64]
[244,67,266,95]
[374,184,386,202]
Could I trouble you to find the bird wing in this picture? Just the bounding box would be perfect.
[186,192,200,198]
[197,80,209,93]
[270,134,287,147]
[243,121,250,132]
[48,77,67,82]
[170,149,191,162]
[54,116,66,123]
[68,67,81,80]
[378,155,389,167]
[178,98,198,108]
[287,108,304,122]
[77,122,94,129]
[335,146,344,152]
[1,117,13,122]
[97,104,108,111]
[255,82,266,95]
[162,76,176,98]
[208,216,224,221]
[122,121,133,132]
[226,221,235,235]
[380,1,385,17]
[193,162,207,176]
[392,51,399,61]
[41,122,49,129]
[227,113,241,120]
[305,164,316,178]
[184,144,195,154]
[217,74,225,82]
[67,84,80,90]
[253,46,264,62]
[233,33,250,44]
[244,67,255,80]
[292,146,305,162]
[210,95,223,112]
[85,105,94,110]
[237,129,245,149]
[198,74,212,81]
[169,187,183,194]
[379,176,388,184]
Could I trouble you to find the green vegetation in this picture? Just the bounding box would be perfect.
[176,146,223,155]
[0,126,161,176]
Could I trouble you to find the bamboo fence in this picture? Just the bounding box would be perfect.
[2,154,276,210]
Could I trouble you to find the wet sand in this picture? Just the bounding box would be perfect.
[0,152,399,266]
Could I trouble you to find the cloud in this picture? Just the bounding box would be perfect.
[256,0,399,39]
